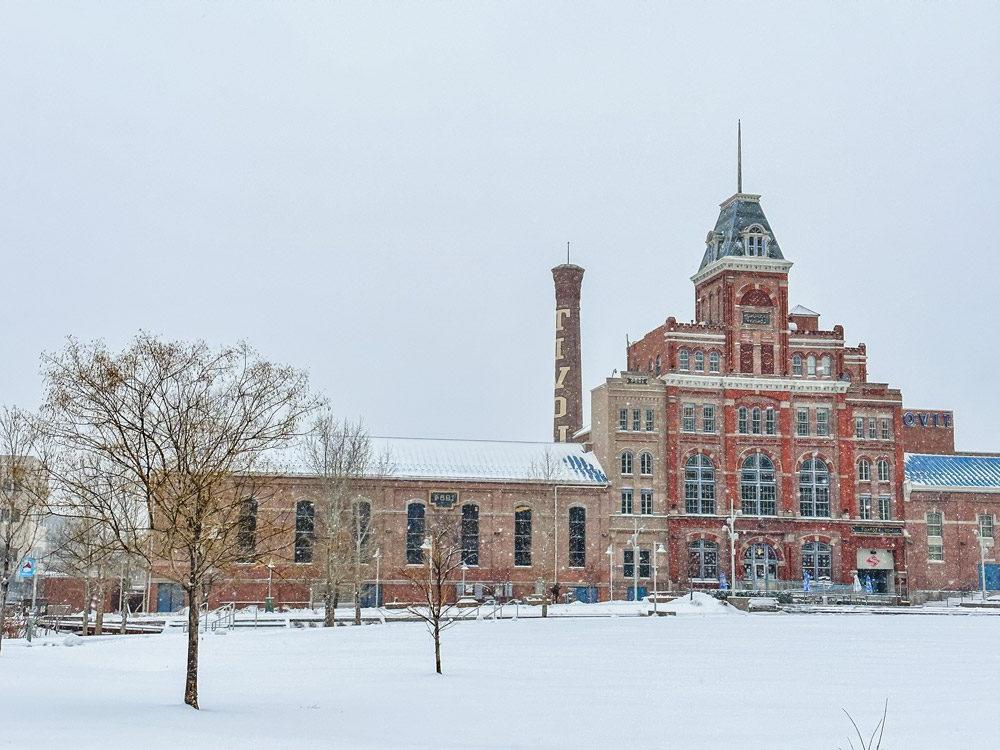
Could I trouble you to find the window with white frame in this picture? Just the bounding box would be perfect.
[877,459,890,482]
[802,541,832,579]
[679,349,690,371]
[855,417,864,439]
[685,454,716,514]
[765,407,776,435]
[740,453,777,516]
[688,540,718,579]
[709,351,721,372]
[703,404,716,433]
[927,511,944,560]
[746,232,765,257]
[807,355,816,377]
[694,350,705,372]
[868,418,877,439]
[619,408,628,431]
[682,404,696,432]
[751,407,762,435]
[878,495,892,521]
[881,418,891,441]
[796,408,810,437]
[738,407,749,434]
[979,514,994,539]
[640,489,653,515]
[645,409,655,432]
[638,549,651,578]
[621,489,634,515]
[816,409,830,437]
[640,452,653,476]
[820,356,831,377]
[792,354,803,376]
[623,549,635,578]
[632,409,641,431]
[858,494,873,520]
[799,458,830,517]
[858,458,871,481]
[620,451,633,475]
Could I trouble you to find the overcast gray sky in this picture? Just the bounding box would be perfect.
[1,2,998,450]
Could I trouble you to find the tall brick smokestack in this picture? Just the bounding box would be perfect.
[552,263,584,442]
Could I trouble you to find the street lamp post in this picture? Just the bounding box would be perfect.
[373,547,382,608]
[723,501,740,593]
[652,543,666,616]
[605,544,614,603]
[461,562,469,597]
[975,530,992,601]
[266,559,275,612]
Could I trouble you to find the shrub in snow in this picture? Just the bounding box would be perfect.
[63,634,82,647]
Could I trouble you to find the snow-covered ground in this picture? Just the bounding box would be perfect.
[4,598,997,749]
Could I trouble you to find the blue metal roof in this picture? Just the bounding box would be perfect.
[904,453,1000,488]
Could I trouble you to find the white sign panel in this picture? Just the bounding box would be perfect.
[856,549,894,570]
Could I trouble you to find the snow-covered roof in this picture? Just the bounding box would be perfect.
[904,453,1000,489]
[789,305,820,317]
[268,437,608,486]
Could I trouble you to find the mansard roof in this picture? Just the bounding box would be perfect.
[698,193,785,271]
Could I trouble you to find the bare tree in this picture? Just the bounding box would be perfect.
[403,511,465,674]
[41,334,318,709]
[528,450,561,618]
[301,415,390,627]
[0,407,49,654]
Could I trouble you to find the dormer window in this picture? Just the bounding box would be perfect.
[744,225,768,257]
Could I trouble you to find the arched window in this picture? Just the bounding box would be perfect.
[858,459,872,481]
[406,502,426,564]
[746,233,765,257]
[620,451,633,476]
[694,350,705,372]
[741,454,777,516]
[237,498,258,563]
[640,452,653,476]
[568,506,586,568]
[461,503,479,566]
[765,407,776,435]
[688,540,718,579]
[802,541,832,580]
[807,355,817,377]
[743,543,778,580]
[685,455,716,514]
[738,406,749,434]
[792,354,803,376]
[877,459,890,482]
[799,459,830,517]
[820,355,831,377]
[678,349,690,371]
[294,500,315,563]
[709,351,721,373]
[514,506,532,567]
[751,407,762,435]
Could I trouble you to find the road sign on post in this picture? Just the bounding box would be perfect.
[18,558,36,579]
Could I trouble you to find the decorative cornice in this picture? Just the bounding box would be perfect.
[657,372,851,394]
[691,255,794,286]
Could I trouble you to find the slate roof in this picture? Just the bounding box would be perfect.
[904,453,1000,489]
[267,437,609,485]
[699,193,784,270]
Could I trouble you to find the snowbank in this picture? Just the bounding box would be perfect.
[660,591,741,615]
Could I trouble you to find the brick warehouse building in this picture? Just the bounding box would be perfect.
[137,174,998,613]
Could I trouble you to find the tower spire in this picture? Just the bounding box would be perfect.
[737,119,742,194]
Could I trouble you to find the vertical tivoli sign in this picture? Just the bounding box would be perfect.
[552,264,584,442]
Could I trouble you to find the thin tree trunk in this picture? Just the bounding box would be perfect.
[94,577,105,635]
[82,579,92,636]
[324,583,336,627]
[185,583,200,709]
[0,564,9,654]
[354,579,361,626]
[434,618,441,674]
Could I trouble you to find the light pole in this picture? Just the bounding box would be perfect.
[373,547,382,608]
[461,562,469,597]
[975,530,993,601]
[629,518,644,603]
[266,558,275,612]
[652,543,666,616]
[605,544,614,602]
[723,501,740,592]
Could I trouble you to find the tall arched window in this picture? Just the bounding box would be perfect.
[738,406,749,434]
[820,355,831,377]
[688,540,718,579]
[709,351,721,373]
[514,506,532,567]
[685,454,716,514]
[792,354,803,376]
[743,543,778,580]
[799,459,830,517]
[740,454,777,516]
[237,498,258,563]
[294,500,315,563]
[678,349,690,371]
[802,541,832,580]
[461,503,479,566]
[807,355,817,376]
[858,459,872,481]
[406,502,426,564]
[620,451,633,476]
[568,506,586,568]
[694,350,705,372]
[877,459,890,482]
[751,408,762,435]
[640,452,653,476]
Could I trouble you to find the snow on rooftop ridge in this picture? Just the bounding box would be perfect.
[264,436,608,485]
[904,453,1000,488]
[789,305,820,317]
